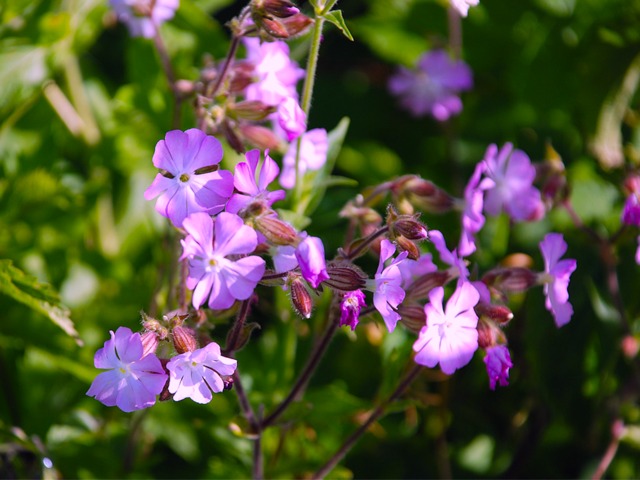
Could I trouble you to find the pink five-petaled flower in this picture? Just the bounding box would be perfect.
[388,50,473,121]
[483,345,513,390]
[458,162,495,256]
[226,149,286,215]
[482,143,544,222]
[340,290,366,331]
[86,327,168,412]
[413,282,480,374]
[277,97,307,142]
[450,0,479,17]
[144,129,234,228]
[296,235,329,288]
[280,128,328,189]
[539,233,577,327]
[109,0,179,38]
[366,239,408,332]
[181,212,266,310]
[166,342,237,403]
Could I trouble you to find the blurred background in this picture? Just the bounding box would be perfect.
[1,0,640,477]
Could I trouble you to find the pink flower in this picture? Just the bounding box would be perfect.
[280,128,328,189]
[458,162,494,256]
[340,290,366,331]
[622,193,640,226]
[277,97,307,141]
[482,143,544,222]
[450,0,479,17]
[636,236,640,265]
[539,233,576,327]
[181,212,266,310]
[226,149,286,215]
[484,345,512,390]
[144,129,234,228]
[86,327,168,412]
[167,342,237,403]
[429,229,469,281]
[398,254,437,290]
[295,235,329,288]
[388,50,473,121]
[109,0,179,38]
[413,282,479,374]
[366,239,408,332]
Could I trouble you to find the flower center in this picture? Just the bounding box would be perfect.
[179,173,190,183]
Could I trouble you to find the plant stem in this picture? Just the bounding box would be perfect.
[224,299,252,355]
[591,419,624,480]
[152,28,182,129]
[345,225,390,261]
[313,364,423,479]
[233,371,263,479]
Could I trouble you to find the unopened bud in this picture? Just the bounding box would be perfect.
[279,13,313,37]
[259,16,291,38]
[474,302,514,325]
[405,271,450,301]
[239,124,283,151]
[394,235,421,260]
[253,0,300,18]
[140,331,159,357]
[403,177,455,214]
[392,217,428,240]
[482,267,538,294]
[324,264,367,292]
[621,335,639,359]
[221,120,246,154]
[229,63,254,93]
[476,317,506,349]
[255,214,298,245]
[230,101,277,121]
[172,326,198,354]
[398,304,426,334]
[290,277,313,318]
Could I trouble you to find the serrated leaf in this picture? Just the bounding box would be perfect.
[324,10,353,41]
[0,260,81,345]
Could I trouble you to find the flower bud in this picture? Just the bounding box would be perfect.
[229,63,254,94]
[239,124,283,151]
[255,214,298,245]
[404,271,450,302]
[253,0,300,18]
[476,317,506,349]
[279,13,313,37]
[172,326,198,354]
[403,177,455,214]
[482,267,538,294]
[140,331,159,357]
[324,264,367,292]
[621,335,639,359]
[398,304,426,334]
[474,302,514,325]
[394,235,421,260]
[230,101,277,121]
[221,120,246,154]
[290,277,313,318]
[387,205,428,241]
[259,16,291,38]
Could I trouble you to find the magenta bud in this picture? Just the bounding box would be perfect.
[255,214,298,245]
[394,235,421,260]
[324,264,367,292]
[290,277,313,318]
[393,217,428,241]
[255,0,300,18]
[172,326,198,354]
[239,124,283,151]
[279,12,313,37]
[482,267,538,294]
[474,302,514,325]
[403,177,455,213]
[476,317,506,349]
[259,16,291,38]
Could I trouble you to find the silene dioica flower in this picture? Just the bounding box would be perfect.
[109,0,179,38]
[280,128,328,189]
[484,345,513,390]
[86,327,168,412]
[539,232,576,327]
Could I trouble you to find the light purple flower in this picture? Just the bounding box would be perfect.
[181,212,266,310]
[388,50,473,121]
[277,97,307,142]
[398,253,437,289]
[295,235,329,288]
[366,239,408,332]
[482,143,544,222]
[109,0,179,38]
[413,282,480,374]
[340,290,366,331]
[86,327,168,412]
[244,38,305,106]
[458,162,495,256]
[429,229,469,281]
[280,128,328,189]
[272,244,298,273]
[484,345,512,390]
[226,149,286,215]
[622,193,640,226]
[166,342,237,403]
[144,129,234,228]
[450,0,479,17]
[539,233,576,327]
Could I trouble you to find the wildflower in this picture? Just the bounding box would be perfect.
[144,129,234,228]
[413,282,480,374]
[539,233,576,327]
[622,193,640,227]
[398,254,437,290]
[87,327,168,412]
[482,143,544,222]
[280,128,328,189]
[226,149,286,216]
[366,239,408,332]
[388,50,473,121]
[483,345,512,390]
[429,229,469,282]
[277,97,307,141]
[450,0,479,17]
[181,212,266,310]
[458,162,494,256]
[340,290,366,331]
[295,235,329,288]
[109,0,179,38]
[167,342,237,403]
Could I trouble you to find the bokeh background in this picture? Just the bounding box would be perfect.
[2,0,640,477]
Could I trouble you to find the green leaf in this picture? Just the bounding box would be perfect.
[0,260,81,345]
[324,10,354,41]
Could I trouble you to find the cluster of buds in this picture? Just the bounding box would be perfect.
[250,0,313,40]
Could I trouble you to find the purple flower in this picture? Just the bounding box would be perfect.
[413,282,480,374]
[458,162,495,256]
[366,239,408,332]
[450,0,479,17]
[109,0,179,38]
[539,233,576,327]
[340,290,366,331]
[388,50,473,121]
[622,193,640,226]
[181,212,266,310]
[295,235,329,288]
[272,244,298,273]
[144,129,234,228]
[484,345,512,390]
[482,143,544,222]
[636,236,640,265]
[244,38,305,106]
[277,97,307,142]
[280,128,328,189]
[398,253,437,289]
[86,327,168,412]
[429,229,469,281]
[166,342,237,403]
[226,149,286,215]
